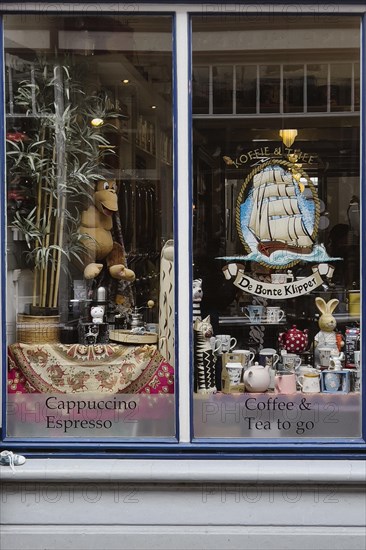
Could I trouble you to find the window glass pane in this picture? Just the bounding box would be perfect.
[354,63,360,111]
[192,16,361,440]
[283,65,304,113]
[330,63,352,112]
[260,65,280,113]
[236,65,257,114]
[307,64,328,112]
[213,65,233,114]
[192,66,210,114]
[5,15,175,439]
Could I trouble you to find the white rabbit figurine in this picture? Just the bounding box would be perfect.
[314,297,339,349]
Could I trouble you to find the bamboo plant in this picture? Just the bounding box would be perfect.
[6,58,117,314]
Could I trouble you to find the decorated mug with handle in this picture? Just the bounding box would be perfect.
[282,353,302,372]
[298,371,321,393]
[259,348,279,368]
[275,371,297,394]
[212,334,237,354]
[234,349,255,369]
[266,307,285,324]
[243,305,265,323]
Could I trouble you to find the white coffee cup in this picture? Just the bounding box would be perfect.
[213,334,237,354]
[225,362,243,386]
[259,348,279,368]
[318,347,339,367]
[296,364,316,377]
[298,371,320,393]
[210,337,222,354]
[282,353,302,372]
[243,305,265,323]
[266,306,285,323]
[295,365,317,389]
[233,349,255,368]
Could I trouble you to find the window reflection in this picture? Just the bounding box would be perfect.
[283,65,304,113]
[213,65,233,114]
[192,16,361,440]
[236,66,257,114]
[307,64,328,112]
[259,65,280,113]
[5,15,175,439]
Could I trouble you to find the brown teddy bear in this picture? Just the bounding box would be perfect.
[78,179,135,282]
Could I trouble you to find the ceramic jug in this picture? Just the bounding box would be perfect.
[243,362,271,393]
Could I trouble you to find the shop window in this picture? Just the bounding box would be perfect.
[1,6,364,454]
[4,15,175,439]
[192,16,361,440]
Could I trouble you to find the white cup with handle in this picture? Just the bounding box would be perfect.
[259,348,279,368]
[233,349,255,368]
[213,334,237,354]
[298,371,321,393]
[266,307,285,324]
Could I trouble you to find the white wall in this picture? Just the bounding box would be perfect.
[0,459,365,550]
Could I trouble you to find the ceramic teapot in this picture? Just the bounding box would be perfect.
[278,325,309,353]
[243,362,271,393]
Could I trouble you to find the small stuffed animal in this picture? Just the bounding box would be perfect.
[91,305,104,324]
[78,179,135,282]
[314,297,340,349]
[192,278,203,321]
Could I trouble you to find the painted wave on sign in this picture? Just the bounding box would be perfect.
[217,243,341,267]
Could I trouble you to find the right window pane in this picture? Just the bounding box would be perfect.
[192,16,361,439]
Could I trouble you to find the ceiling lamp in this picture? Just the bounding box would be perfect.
[279,129,298,147]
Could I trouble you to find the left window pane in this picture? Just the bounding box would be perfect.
[4,15,175,439]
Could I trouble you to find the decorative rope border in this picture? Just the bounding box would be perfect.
[235,158,321,270]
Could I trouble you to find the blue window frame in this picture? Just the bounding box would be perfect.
[0,3,364,459]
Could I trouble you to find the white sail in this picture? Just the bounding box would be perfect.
[268,197,300,217]
[268,215,312,246]
[249,185,268,238]
[247,165,314,250]
[253,169,294,188]
[259,183,296,199]
[259,201,271,240]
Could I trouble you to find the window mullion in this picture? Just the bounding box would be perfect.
[175,11,191,443]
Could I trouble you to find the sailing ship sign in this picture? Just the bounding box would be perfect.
[220,155,340,299]
[238,157,321,267]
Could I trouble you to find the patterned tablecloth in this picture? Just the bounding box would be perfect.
[8,343,174,395]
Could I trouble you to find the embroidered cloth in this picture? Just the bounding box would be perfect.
[8,343,174,395]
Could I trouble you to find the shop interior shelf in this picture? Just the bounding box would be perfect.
[219,316,287,326]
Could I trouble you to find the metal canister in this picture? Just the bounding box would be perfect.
[130,308,144,329]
